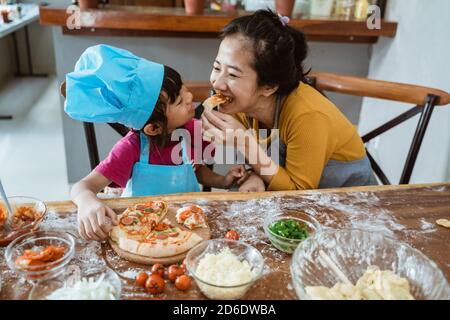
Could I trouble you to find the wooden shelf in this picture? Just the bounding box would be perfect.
[39,5,397,43]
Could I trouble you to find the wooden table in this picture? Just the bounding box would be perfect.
[1,183,449,300]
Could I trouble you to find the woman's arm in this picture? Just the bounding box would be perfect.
[201,109,278,185]
[202,109,335,191]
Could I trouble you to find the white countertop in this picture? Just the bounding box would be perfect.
[0,3,39,38]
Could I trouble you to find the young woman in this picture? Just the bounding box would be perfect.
[202,9,377,192]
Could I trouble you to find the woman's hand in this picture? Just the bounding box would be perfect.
[222,165,249,189]
[238,173,266,192]
[77,196,118,241]
[201,109,248,146]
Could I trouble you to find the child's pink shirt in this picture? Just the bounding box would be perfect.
[95,119,214,188]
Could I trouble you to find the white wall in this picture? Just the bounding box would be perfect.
[0,1,56,83]
[358,0,450,183]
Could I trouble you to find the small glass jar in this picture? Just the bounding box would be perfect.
[310,0,334,17]
[334,0,355,20]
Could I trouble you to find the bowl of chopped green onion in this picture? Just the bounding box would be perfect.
[263,213,320,254]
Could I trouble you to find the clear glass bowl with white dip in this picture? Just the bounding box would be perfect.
[185,239,264,300]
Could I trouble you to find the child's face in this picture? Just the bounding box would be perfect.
[166,85,195,131]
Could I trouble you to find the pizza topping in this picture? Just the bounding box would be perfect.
[120,216,135,226]
[145,274,165,295]
[168,232,179,237]
[178,210,192,222]
[175,275,192,291]
[154,223,170,231]
[157,234,168,240]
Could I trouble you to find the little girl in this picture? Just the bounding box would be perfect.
[65,45,246,241]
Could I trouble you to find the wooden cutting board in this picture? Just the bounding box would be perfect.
[109,207,210,265]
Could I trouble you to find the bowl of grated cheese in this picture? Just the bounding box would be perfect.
[185,239,264,300]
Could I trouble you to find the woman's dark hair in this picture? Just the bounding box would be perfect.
[138,65,183,147]
[221,9,309,97]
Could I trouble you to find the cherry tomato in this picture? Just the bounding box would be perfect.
[145,274,165,295]
[167,264,185,282]
[180,258,187,272]
[225,230,240,241]
[151,263,165,277]
[175,275,192,291]
[135,272,148,288]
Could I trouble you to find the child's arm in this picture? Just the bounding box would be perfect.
[71,171,119,241]
[195,165,248,189]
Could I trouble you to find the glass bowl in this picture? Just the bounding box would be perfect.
[263,212,320,254]
[185,239,264,300]
[291,229,450,300]
[5,230,75,282]
[0,196,47,246]
[29,267,122,300]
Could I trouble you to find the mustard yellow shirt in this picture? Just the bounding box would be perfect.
[236,82,366,190]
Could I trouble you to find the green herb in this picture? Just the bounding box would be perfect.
[133,218,139,224]
[144,208,155,213]
[269,219,309,241]
[135,212,144,217]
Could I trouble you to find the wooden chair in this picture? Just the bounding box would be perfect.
[306,71,450,185]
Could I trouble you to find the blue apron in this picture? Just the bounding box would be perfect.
[122,132,201,197]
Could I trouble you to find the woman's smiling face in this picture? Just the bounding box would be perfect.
[210,35,264,114]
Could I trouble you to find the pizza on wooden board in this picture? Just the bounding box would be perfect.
[110,201,204,258]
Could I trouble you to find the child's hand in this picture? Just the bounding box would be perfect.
[77,198,119,241]
[238,173,266,192]
[222,165,249,189]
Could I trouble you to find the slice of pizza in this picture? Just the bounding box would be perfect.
[203,91,233,111]
[176,205,207,230]
[115,219,203,258]
[110,201,168,242]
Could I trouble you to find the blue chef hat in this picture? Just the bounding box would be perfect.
[64,44,164,130]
